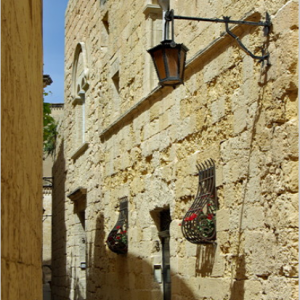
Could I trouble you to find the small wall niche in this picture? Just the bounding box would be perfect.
[102,11,109,34]
[112,71,120,93]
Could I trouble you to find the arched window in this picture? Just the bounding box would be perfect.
[71,43,89,159]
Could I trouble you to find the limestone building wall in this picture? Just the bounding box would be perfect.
[1,0,43,299]
[43,104,64,285]
[52,0,298,299]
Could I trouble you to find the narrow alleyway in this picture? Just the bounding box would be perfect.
[43,283,51,300]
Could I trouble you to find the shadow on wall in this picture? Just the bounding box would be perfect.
[51,205,246,300]
[50,142,246,299]
[194,239,246,300]
[51,140,71,300]
[86,213,165,300]
[195,244,216,277]
[85,213,203,300]
[229,255,246,300]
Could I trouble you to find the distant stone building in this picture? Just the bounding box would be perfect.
[43,104,64,290]
[2,0,44,299]
[52,0,298,299]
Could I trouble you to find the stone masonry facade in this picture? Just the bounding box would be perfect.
[52,0,298,299]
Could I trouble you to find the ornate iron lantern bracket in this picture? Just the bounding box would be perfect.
[181,159,218,244]
[106,197,128,255]
[165,9,271,63]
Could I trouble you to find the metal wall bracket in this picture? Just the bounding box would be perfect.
[165,9,271,63]
[223,15,270,64]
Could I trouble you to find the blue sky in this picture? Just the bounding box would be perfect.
[43,0,69,103]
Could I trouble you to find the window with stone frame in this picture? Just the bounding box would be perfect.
[71,42,89,159]
[143,1,163,91]
[101,11,109,51]
[67,187,87,298]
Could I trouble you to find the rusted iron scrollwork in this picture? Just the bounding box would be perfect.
[181,159,218,244]
[106,197,128,254]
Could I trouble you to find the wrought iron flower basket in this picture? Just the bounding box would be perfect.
[181,159,218,244]
[106,197,128,254]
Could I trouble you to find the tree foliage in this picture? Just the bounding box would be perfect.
[43,93,58,157]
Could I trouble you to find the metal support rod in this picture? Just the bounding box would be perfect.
[163,10,169,40]
[223,17,269,62]
[173,14,270,27]
[165,10,271,62]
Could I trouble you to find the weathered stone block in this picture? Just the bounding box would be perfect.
[265,193,299,229]
[242,205,265,230]
[130,176,145,195]
[244,230,277,276]
[216,208,230,231]
[194,277,230,299]
[211,246,226,278]
[282,159,298,193]
[185,241,198,258]
[223,156,249,184]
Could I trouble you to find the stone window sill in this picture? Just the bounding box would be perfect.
[71,142,89,161]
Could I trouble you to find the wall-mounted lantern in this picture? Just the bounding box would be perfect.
[147,40,188,87]
[148,8,271,87]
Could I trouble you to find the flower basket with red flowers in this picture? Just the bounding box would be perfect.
[106,197,128,254]
[106,225,128,254]
[181,159,218,244]
[182,203,217,243]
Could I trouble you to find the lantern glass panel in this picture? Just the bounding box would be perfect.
[180,47,186,79]
[152,48,167,80]
[148,41,188,86]
[165,48,179,78]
